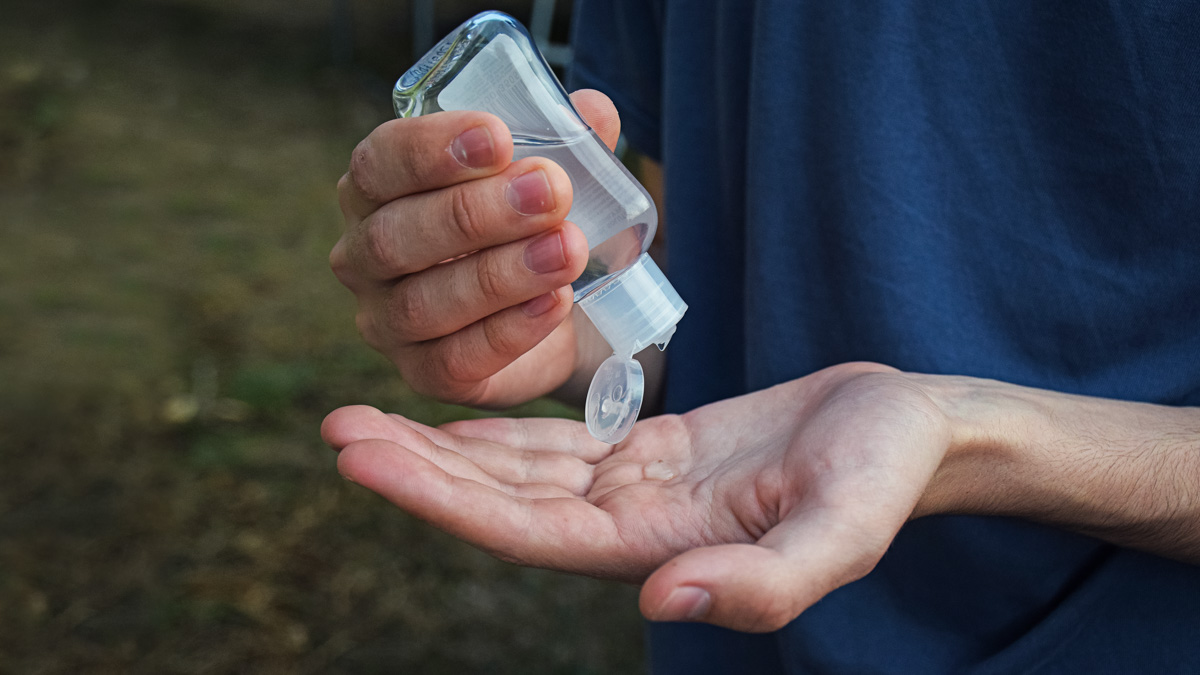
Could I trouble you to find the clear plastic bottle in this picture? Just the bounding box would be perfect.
[394,11,686,444]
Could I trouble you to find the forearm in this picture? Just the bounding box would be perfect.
[916,374,1200,563]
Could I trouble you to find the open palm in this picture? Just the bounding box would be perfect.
[322,362,952,632]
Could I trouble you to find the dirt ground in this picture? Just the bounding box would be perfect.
[0,1,644,672]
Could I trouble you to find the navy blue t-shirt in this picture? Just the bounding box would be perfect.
[569,2,1200,673]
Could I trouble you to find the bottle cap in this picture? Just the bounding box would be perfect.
[585,355,644,444]
[579,253,687,358]
[580,253,687,444]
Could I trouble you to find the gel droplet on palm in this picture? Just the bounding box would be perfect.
[643,460,678,482]
[394,11,686,444]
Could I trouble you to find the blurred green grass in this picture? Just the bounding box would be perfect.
[0,1,644,672]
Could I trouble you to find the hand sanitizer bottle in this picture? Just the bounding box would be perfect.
[393,11,686,444]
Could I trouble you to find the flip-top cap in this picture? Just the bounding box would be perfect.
[585,355,644,444]
[580,254,686,444]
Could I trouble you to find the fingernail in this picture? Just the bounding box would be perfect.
[657,586,711,622]
[522,291,559,317]
[523,230,567,274]
[449,126,495,169]
[505,169,555,215]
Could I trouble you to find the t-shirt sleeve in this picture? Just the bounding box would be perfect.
[567,0,664,161]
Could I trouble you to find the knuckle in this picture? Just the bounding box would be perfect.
[361,217,403,276]
[474,253,509,305]
[388,283,431,335]
[481,313,523,359]
[347,139,385,204]
[439,347,479,387]
[450,186,488,245]
[397,139,427,188]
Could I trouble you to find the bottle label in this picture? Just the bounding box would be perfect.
[438,34,581,139]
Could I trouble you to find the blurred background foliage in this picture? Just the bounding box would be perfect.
[0,0,644,672]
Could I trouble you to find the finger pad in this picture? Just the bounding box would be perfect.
[322,405,388,448]
[569,89,621,150]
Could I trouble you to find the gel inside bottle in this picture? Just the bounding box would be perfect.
[394,11,686,444]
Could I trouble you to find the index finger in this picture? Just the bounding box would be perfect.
[339,110,515,221]
[337,438,627,574]
[438,417,615,463]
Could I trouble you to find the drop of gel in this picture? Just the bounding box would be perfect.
[643,459,677,481]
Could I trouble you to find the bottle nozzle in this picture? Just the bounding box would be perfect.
[578,253,687,358]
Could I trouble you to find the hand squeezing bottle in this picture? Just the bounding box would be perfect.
[394,11,686,444]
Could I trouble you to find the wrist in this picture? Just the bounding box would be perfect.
[907,373,1049,520]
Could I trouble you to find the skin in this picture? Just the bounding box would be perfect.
[328,92,1200,634]
[322,363,1200,633]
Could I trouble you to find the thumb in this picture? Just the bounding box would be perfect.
[569,89,621,151]
[638,515,886,633]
